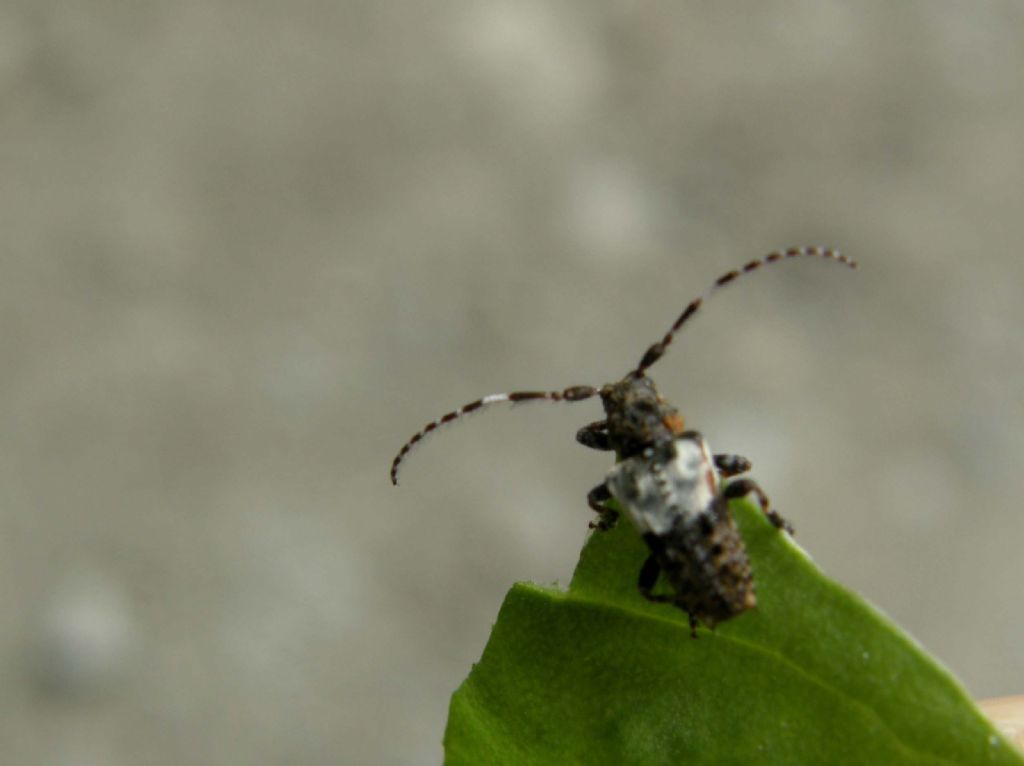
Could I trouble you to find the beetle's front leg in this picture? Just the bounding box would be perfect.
[587,482,619,530]
[576,420,612,451]
[714,453,752,478]
[722,477,793,534]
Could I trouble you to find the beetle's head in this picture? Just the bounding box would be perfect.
[600,375,685,458]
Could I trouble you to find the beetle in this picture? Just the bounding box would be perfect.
[390,246,856,634]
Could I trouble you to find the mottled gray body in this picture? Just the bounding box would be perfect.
[606,432,757,629]
[391,247,855,632]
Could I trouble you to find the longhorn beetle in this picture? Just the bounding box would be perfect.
[390,247,856,635]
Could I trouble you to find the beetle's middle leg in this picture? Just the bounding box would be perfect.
[722,477,793,534]
[714,453,752,478]
[587,483,618,531]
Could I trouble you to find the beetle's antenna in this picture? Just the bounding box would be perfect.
[390,385,598,485]
[631,246,856,377]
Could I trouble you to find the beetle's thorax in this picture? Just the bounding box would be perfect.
[600,375,686,459]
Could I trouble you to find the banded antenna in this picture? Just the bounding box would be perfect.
[390,246,856,485]
[630,246,857,377]
[390,386,598,485]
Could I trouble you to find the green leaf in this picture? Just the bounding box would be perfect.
[444,500,1023,765]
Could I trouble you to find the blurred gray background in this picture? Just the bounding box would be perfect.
[3,1,1023,764]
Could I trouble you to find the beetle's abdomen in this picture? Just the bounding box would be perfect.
[655,506,756,626]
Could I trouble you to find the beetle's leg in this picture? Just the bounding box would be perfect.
[587,483,619,530]
[722,477,793,534]
[639,546,699,637]
[576,420,612,451]
[714,453,752,478]
[637,553,671,602]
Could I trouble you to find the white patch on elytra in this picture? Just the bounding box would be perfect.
[606,435,719,537]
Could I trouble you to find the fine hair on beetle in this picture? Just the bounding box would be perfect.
[391,246,856,633]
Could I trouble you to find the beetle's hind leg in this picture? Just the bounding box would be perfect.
[722,477,793,534]
[638,554,699,637]
[637,553,671,603]
[576,420,612,451]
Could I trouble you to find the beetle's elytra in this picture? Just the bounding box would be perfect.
[391,247,856,635]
